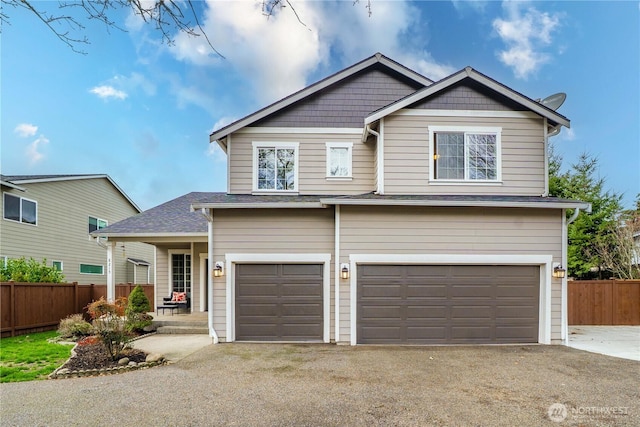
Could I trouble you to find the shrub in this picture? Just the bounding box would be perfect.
[86,297,131,360]
[0,257,65,283]
[126,285,153,332]
[57,314,93,340]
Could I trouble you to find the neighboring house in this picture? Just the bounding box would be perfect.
[96,53,590,345]
[1,174,154,285]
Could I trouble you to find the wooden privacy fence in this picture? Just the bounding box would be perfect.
[1,282,154,337]
[568,280,640,325]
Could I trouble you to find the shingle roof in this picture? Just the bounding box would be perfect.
[94,192,214,235]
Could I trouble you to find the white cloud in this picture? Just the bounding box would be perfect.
[90,85,128,100]
[26,135,49,165]
[167,0,454,106]
[14,123,38,138]
[208,117,236,161]
[493,2,562,79]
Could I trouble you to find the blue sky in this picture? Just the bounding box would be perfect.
[2,1,638,210]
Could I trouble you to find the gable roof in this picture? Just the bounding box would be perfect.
[0,174,142,213]
[365,66,570,128]
[209,53,433,145]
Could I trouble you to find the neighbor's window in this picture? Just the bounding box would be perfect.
[89,216,108,233]
[253,142,298,191]
[326,142,353,178]
[3,193,37,225]
[80,264,103,275]
[52,260,63,271]
[430,127,501,181]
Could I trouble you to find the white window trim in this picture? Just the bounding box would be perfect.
[79,263,104,275]
[348,254,553,346]
[428,126,502,183]
[52,260,63,271]
[224,253,332,343]
[325,142,353,180]
[3,192,38,226]
[252,141,300,193]
[89,216,108,233]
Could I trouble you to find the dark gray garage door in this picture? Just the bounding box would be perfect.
[235,264,323,341]
[357,265,539,344]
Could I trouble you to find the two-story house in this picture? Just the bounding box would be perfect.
[1,174,154,285]
[95,53,589,345]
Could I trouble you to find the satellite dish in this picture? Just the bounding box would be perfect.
[540,92,566,111]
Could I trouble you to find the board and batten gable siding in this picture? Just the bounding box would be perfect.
[211,209,335,341]
[228,132,375,195]
[253,67,424,128]
[0,178,154,285]
[337,206,564,343]
[383,114,546,195]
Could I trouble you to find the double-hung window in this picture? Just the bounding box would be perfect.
[3,193,37,225]
[429,126,501,182]
[326,142,353,179]
[253,142,299,192]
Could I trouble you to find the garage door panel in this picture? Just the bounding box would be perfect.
[236,264,323,341]
[358,264,539,344]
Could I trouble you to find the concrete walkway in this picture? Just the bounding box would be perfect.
[130,334,213,362]
[568,326,640,361]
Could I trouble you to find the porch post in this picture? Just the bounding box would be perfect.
[107,241,115,301]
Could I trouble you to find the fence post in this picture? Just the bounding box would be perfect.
[10,282,16,337]
[73,282,79,314]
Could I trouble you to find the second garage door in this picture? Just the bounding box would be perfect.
[235,263,323,341]
[357,264,540,344]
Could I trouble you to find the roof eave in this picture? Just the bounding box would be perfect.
[0,180,26,191]
[320,198,591,211]
[191,202,327,210]
[92,232,207,238]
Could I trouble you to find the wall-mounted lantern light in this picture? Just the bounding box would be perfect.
[340,263,350,280]
[213,261,224,278]
[552,263,566,279]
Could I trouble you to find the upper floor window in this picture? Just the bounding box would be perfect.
[429,126,501,182]
[326,142,353,179]
[89,216,108,233]
[253,142,299,192]
[3,193,37,225]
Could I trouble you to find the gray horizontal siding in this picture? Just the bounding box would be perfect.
[383,114,546,195]
[337,206,563,343]
[229,132,375,195]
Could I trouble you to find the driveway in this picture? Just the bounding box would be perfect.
[568,326,640,361]
[1,344,638,426]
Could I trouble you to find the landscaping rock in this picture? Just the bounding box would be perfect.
[143,325,156,332]
[128,361,137,367]
[146,353,164,363]
[117,357,130,366]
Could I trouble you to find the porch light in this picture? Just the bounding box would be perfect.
[552,264,566,279]
[213,261,224,278]
[340,263,350,280]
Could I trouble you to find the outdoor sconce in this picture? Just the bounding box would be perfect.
[213,261,224,278]
[341,263,350,280]
[552,263,566,279]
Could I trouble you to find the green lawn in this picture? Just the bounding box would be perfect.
[0,331,73,382]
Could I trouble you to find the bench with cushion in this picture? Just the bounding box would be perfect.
[157,291,190,315]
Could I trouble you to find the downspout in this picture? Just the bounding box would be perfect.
[200,208,219,343]
[543,118,549,197]
[561,207,583,343]
[364,124,383,194]
[334,205,340,343]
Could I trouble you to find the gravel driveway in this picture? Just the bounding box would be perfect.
[2,344,638,426]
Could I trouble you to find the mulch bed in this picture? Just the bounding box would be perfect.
[60,336,148,372]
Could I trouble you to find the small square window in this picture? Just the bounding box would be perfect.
[89,216,108,233]
[326,142,353,178]
[52,261,63,271]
